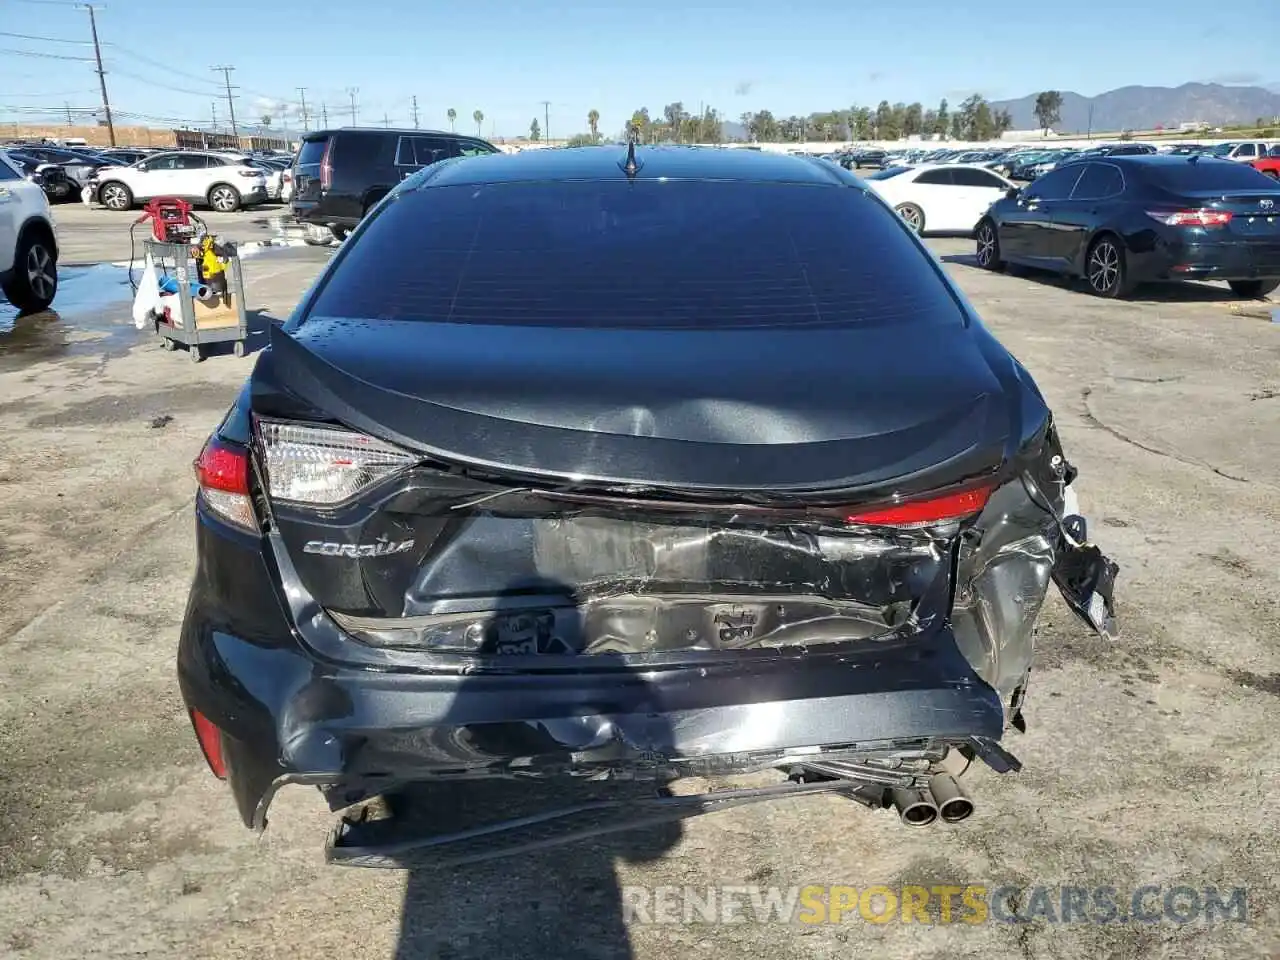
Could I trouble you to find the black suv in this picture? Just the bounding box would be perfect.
[291,128,499,241]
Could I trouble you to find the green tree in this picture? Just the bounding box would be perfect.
[662,102,687,142]
[260,114,272,131]
[630,108,652,143]
[903,102,924,137]
[566,133,603,147]
[530,117,541,141]
[473,109,484,136]
[587,109,600,139]
[747,109,779,143]
[993,108,1014,136]
[949,111,964,140]
[922,109,938,139]
[447,107,457,131]
[850,106,873,139]
[1033,91,1063,136]
[934,98,950,136]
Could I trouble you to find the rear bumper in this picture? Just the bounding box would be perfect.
[176,518,1006,829]
[1151,238,1280,282]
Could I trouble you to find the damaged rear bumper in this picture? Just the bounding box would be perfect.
[178,582,1006,832]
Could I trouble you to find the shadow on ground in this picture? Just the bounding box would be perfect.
[939,253,1253,303]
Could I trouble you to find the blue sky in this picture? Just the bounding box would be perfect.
[1,0,1276,137]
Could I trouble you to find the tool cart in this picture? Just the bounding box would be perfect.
[147,239,249,361]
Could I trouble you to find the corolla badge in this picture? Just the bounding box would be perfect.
[303,539,415,558]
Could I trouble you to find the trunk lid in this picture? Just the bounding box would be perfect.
[250,320,1018,654]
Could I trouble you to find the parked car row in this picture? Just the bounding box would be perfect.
[84,151,270,212]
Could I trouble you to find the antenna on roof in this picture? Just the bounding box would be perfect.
[621,122,640,177]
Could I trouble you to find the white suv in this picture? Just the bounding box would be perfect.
[0,151,58,313]
[90,150,268,212]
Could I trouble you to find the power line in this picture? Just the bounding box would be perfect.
[0,30,94,43]
[0,47,93,61]
[81,4,114,146]
[211,65,238,137]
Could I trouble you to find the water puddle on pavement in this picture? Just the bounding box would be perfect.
[0,262,141,369]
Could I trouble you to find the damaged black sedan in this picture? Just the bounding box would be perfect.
[177,145,1118,867]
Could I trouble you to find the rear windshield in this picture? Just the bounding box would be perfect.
[297,138,328,166]
[307,180,965,331]
[1145,159,1277,192]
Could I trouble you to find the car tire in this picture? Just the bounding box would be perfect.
[330,226,350,242]
[208,184,242,213]
[1084,234,1132,299]
[1227,279,1280,299]
[98,181,133,210]
[975,219,1005,271]
[895,203,925,234]
[1,228,58,314]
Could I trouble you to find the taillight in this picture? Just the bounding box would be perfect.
[1147,208,1233,227]
[189,709,227,779]
[195,437,257,531]
[257,419,415,505]
[237,169,262,178]
[319,139,333,191]
[845,483,994,527]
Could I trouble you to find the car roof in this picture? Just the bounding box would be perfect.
[416,145,850,189]
[900,162,1003,174]
[1089,154,1241,168]
[303,127,484,141]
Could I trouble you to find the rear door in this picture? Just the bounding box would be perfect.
[171,153,214,199]
[394,135,456,181]
[950,166,1014,234]
[1051,162,1127,266]
[905,168,963,230]
[999,165,1083,263]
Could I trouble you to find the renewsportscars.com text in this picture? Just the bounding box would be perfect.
[621,884,1249,926]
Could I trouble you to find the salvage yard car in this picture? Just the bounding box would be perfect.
[178,145,1119,866]
[975,154,1280,298]
[0,149,59,312]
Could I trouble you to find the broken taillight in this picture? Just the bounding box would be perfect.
[846,483,994,527]
[195,437,257,532]
[257,419,416,505]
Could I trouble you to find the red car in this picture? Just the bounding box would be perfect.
[1250,153,1280,180]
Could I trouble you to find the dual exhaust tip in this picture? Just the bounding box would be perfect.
[890,774,975,827]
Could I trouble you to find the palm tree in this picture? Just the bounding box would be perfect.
[473,110,484,136]
[446,108,456,132]
[587,109,600,140]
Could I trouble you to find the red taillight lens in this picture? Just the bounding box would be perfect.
[1148,208,1233,227]
[846,483,994,527]
[195,437,257,531]
[190,709,227,779]
[237,169,263,178]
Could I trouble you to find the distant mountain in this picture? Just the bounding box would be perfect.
[990,83,1280,133]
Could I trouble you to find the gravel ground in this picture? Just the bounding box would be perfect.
[0,236,1277,960]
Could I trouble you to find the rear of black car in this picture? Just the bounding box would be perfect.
[180,154,1116,863]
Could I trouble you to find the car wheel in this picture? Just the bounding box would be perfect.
[1,230,58,314]
[975,220,1005,271]
[895,203,925,234]
[208,184,242,213]
[1227,279,1280,299]
[1085,235,1131,298]
[330,226,350,242]
[99,181,133,210]
[49,180,73,201]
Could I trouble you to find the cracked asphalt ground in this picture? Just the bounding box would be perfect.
[1,237,1278,960]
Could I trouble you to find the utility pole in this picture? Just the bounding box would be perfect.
[411,96,419,129]
[1086,103,1094,141]
[347,88,359,126]
[65,102,73,126]
[81,5,115,146]
[211,100,218,132]
[382,113,390,128]
[321,102,328,127]
[297,87,309,131]
[211,65,238,137]
[540,100,550,144]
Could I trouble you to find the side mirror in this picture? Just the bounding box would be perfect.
[1005,186,1021,200]
[136,162,148,171]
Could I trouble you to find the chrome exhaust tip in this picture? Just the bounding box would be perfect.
[929,774,975,823]
[890,788,938,827]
